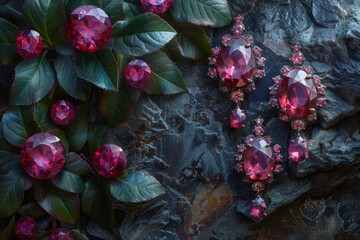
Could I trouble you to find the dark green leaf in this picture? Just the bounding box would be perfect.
[54,55,91,101]
[123,2,144,19]
[75,49,119,91]
[17,202,46,218]
[112,13,176,56]
[33,98,56,131]
[34,231,51,240]
[169,0,231,27]
[10,55,56,105]
[142,51,186,95]
[87,123,108,155]
[23,0,66,45]
[51,170,85,194]
[65,0,88,12]
[2,106,38,147]
[110,170,165,203]
[69,230,89,240]
[0,173,24,217]
[65,104,89,151]
[63,153,92,176]
[0,216,15,239]
[81,176,115,228]
[34,182,79,224]
[90,0,122,22]
[0,18,21,66]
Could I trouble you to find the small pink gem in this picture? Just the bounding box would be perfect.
[273,144,281,153]
[291,120,306,131]
[254,126,265,136]
[230,107,246,129]
[231,24,245,35]
[230,90,244,103]
[234,15,244,23]
[289,136,308,162]
[208,56,217,65]
[253,47,262,57]
[16,30,44,58]
[279,114,289,121]
[252,182,265,192]
[317,97,327,107]
[307,114,317,121]
[256,57,266,67]
[269,85,278,95]
[50,100,75,126]
[290,51,305,65]
[251,196,267,219]
[221,35,231,46]
[245,137,254,146]
[15,217,37,240]
[208,68,217,79]
[246,35,254,44]
[255,117,264,126]
[269,98,278,108]
[237,144,246,152]
[275,154,283,162]
[49,228,73,240]
[265,136,272,144]
[304,66,314,74]
[292,45,300,51]
[141,0,174,14]
[235,162,244,173]
[247,84,256,91]
[274,164,283,173]
[211,47,221,56]
[235,154,243,161]
[317,86,325,95]
[313,75,322,86]
[272,76,282,85]
[281,66,290,74]
[93,144,127,178]
[125,59,152,88]
[255,69,265,78]
[21,133,65,179]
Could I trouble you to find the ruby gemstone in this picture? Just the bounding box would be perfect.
[50,100,76,126]
[21,133,65,180]
[124,59,152,88]
[66,5,112,52]
[93,144,127,178]
[230,107,246,129]
[141,0,174,14]
[15,217,37,240]
[278,67,318,118]
[16,30,44,58]
[250,196,267,219]
[216,36,256,87]
[49,228,73,240]
[243,137,275,180]
[289,136,308,162]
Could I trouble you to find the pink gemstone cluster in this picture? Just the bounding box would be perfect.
[16,30,44,58]
[92,144,127,178]
[208,16,266,129]
[125,59,152,88]
[50,99,76,126]
[234,117,283,219]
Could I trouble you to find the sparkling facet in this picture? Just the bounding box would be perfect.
[16,30,44,58]
[243,137,275,180]
[217,36,256,87]
[141,0,173,14]
[50,100,75,126]
[49,228,73,240]
[21,133,65,179]
[251,196,267,219]
[125,59,152,88]
[230,107,246,129]
[93,144,127,178]
[278,67,318,118]
[15,217,37,240]
[66,5,112,52]
[289,136,308,162]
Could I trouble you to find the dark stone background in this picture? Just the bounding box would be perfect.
[1,0,360,239]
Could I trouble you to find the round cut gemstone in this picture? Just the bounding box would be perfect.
[141,0,174,14]
[50,100,76,126]
[278,67,318,118]
[125,59,152,88]
[49,228,73,240]
[16,30,44,58]
[93,144,127,178]
[250,196,267,219]
[66,5,112,52]
[230,107,246,129]
[289,136,308,162]
[21,133,65,179]
[216,36,256,87]
[243,137,275,180]
[15,217,37,240]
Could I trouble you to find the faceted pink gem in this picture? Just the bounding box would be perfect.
[269,98,278,108]
[15,217,37,240]
[125,59,152,88]
[141,0,173,14]
[273,144,281,153]
[290,50,305,65]
[231,24,245,35]
[211,47,221,56]
[49,228,73,240]
[217,36,256,87]
[208,56,217,65]
[278,67,318,118]
[273,76,282,85]
[207,68,217,78]
[253,47,262,57]
[251,196,267,219]
[93,144,127,178]
[255,69,265,78]
[21,133,65,179]
[254,126,264,136]
[50,100,75,126]
[274,164,283,173]
[66,5,112,52]
[237,144,246,152]
[313,75,322,86]
[291,119,306,131]
[256,57,266,67]
[230,107,246,129]
[243,137,275,180]
[317,97,327,107]
[289,136,308,162]
[230,90,244,103]
[16,30,44,58]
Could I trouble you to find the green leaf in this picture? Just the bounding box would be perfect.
[23,0,66,45]
[110,170,165,203]
[142,51,186,95]
[63,153,92,176]
[34,182,79,224]
[0,18,21,66]
[87,123,108,155]
[65,104,89,151]
[75,49,119,91]
[81,176,115,228]
[54,55,91,101]
[90,0,122,22]
[0,216,15,239]
[69,230,89,240]
[2,106,38,147]
[122,2,144,19]
[33,98,56,131]
[17,202,46,218]
[0,173,24,217]
[10,55,56,105]
[112,13,176,56]
[169,0,231,27]
[51,171,85,194]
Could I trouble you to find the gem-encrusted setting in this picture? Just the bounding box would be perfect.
[235,117,283,219]
[208,16,265,129]
[269,45,326,163]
